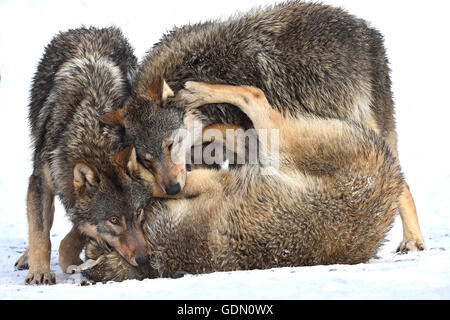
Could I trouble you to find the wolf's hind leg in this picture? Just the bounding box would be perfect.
[384,131,425,252]
[397,183,425,252]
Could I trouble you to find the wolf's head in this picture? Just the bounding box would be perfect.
[70,146,152,267]
[100,77,188,196]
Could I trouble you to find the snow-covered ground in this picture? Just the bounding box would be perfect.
[0,0,449,299]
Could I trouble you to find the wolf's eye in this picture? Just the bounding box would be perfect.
[109,217,120,225]
[143,160,154,171]
[167,142,173,152]
[139,157,154,171]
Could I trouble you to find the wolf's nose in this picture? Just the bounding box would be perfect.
[165,183,181,195]
[135,254,150,266]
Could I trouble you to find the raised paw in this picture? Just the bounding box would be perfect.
[178,81,215,109]
[15,249,29,270]
[397,239,426,253]
[25,271,56,285]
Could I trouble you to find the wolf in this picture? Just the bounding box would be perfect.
[14,26,153,285]
[81,81,404,282]
[99,1,424,252]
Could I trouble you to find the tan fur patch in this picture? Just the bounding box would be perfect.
[99,108,125,128]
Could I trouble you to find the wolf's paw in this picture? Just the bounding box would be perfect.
[66,258,103,274]
[397,239,426,253]
[59,255,83,274]
[14,250,29,270]
[178,81,215,109]
[25,271,56,285]
[171,270,189,279]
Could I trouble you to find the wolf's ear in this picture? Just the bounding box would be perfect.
[115,145,139,176]
[146,76,174,104]
[73,163,99,197]
[99,108,125,129]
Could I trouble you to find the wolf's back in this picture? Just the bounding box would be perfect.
[136,1,391,134]
[29,26,137,156]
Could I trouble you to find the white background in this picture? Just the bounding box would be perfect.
[0,0,449,299]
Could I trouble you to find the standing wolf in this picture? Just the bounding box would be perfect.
[15,27,153,285]
[101,1,424,252]
[82,81,404,282]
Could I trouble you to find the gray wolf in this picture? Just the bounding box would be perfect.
[100,1,424,252]
[14,26,152,285]
[82,81,404,282]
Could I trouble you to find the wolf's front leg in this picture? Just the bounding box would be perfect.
[180,81,285,131]
[21,168,56,285]
[179,81,289,162]
[59,226,86,273]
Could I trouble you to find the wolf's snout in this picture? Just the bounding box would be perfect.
[165,183,181,195]
[135,254,150,266]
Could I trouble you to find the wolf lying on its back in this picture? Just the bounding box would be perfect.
[100,1,424,252]
[81,81,404,282]
[15,27,152,285]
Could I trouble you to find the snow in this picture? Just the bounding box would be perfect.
[0,0,449,299]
